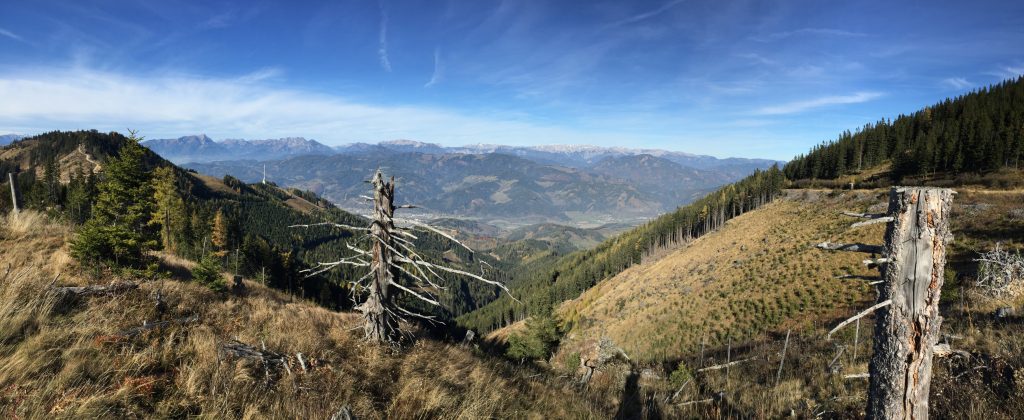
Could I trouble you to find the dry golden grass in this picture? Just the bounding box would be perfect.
[0,211,599,418]
[190,172,238,196]
[556,190,885,363]
[549,188,1024,418]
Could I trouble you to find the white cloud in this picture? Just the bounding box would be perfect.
[986,65,1024,80]
[378,0,392,72]
[942,77,971,90]
[753,28,867,42]
[235,67,284,83]
[604,0,685,29]
[0,28,23,42]
[754,92,883,115]
[424,47,443,88]
[0,67,636,146]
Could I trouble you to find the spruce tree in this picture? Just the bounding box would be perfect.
[70,132,156,269]
[150,166,187,254]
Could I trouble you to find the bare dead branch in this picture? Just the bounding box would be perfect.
[289,222,369,231]
[394,218,474,253]
[827,299,892,340]
[696,357,758,372]
[414,259,519,302]
[817,242,884,254]
[841,211,887,219]
[862,257,890,267]
[389,280,440,306]
[834,274,882,281]
[850,217,894,228]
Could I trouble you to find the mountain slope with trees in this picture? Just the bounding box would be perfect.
[0,131,506,320]
[458,166,786,334]
[785,76,1024,184]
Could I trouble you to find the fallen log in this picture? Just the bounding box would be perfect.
[54,281,138,297]
[221,340,291,379]
[696,356,758,373]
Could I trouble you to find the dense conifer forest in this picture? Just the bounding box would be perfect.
[785,76,1024,182]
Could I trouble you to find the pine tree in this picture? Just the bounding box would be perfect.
[70,131,156,269]
[65,168,96,225]
[150,166,187,254]
[192,252,227,293]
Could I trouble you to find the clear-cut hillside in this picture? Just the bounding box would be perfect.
[555,188,1024,364]
[555,190,884,361]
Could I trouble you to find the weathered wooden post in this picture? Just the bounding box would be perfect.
[8,173,18,213]
[818,186,954,419]
[867,187,954,419]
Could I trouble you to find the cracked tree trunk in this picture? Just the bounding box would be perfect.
[867,187,954,419]
[358,170,400,344]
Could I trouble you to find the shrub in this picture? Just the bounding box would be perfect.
[506,313,561,361]
[192,253,227,293]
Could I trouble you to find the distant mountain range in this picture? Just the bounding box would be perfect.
[143,135,335,163]
[0,134,23,146]
[338,139,779,174]
[185,146,780,226]
[143,135,779,172]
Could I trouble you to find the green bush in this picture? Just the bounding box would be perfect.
[70,223,152,271]
[192,253,227,293]
[669,361,692,388]
[506,313,561,361]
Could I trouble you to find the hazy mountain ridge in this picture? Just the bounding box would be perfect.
[187,152,673,225]
[0,134,24,146]
[185,149,766,226]
[145,135,779,171]
[144,135,335,163]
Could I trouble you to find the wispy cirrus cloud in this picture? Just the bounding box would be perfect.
[0,67,643,147]
[236,67,284,83]
[604,0,685,29]
[752,28,867,42]
[942,77,971,89]
[986,65,1024,80]
[0,28,24,42]
[377,0,392,72]
[424,47,443,88]
[754,92,883,115]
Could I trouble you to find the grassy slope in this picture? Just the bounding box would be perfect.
[0,212,599,418]
[557,190,884,362]
[544,187,1024,418]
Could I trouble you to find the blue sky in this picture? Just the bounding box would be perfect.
[0,0,1022,160]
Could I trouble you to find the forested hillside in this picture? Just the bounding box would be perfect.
[785,76,1024,182]
[458,166,785,333]
[0,131,503,319]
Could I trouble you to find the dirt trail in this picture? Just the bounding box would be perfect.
[77,144,101,173]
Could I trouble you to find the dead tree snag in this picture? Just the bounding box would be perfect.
[291,169,513,345]
[867,187,954,419]
[819,187,954,419]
